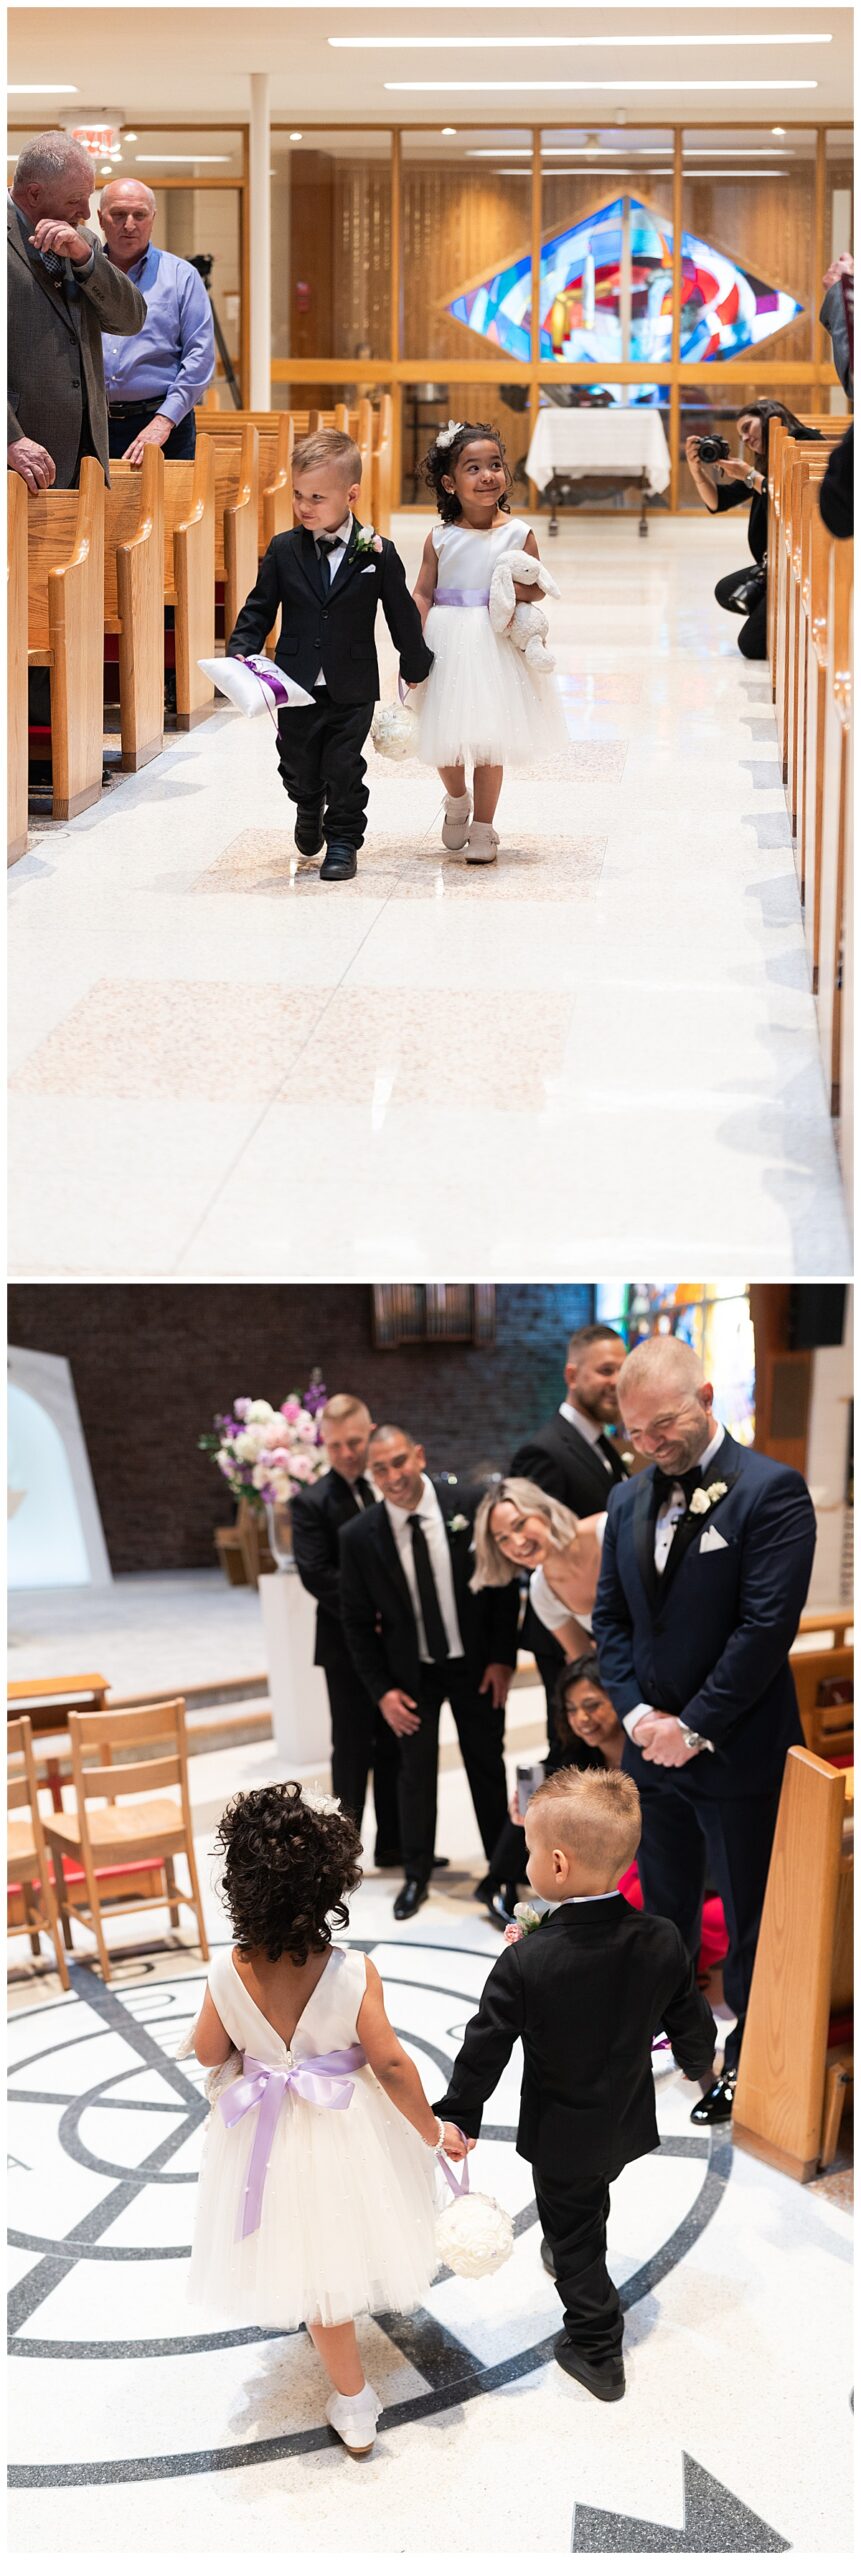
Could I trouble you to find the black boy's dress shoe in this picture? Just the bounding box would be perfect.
[320,842,357,881]
[553,2337,626,2402]
[294,802,325,858]
[689,2070,736,2125]
[393,1879,428,1921]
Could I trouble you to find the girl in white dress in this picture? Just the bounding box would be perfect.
[184,1783,459,2457]
[412,420,568,863]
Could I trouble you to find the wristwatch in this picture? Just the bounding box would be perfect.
[682,1725,706,1753]
[745,468,760,491]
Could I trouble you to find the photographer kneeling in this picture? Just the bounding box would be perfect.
[685,401,820,660]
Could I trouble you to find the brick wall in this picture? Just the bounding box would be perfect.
[8,1285,594,1573]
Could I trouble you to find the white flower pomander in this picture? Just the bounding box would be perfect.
[371,699,418,760]
[435,2188,514,2279]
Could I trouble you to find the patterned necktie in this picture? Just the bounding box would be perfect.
[408,1514,449,1663]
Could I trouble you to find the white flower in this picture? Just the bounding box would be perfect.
[233,1428,266,1462]
[690,1481,728,1516]
[246,1400,275,1424]
[449,1513,469,1534]
[435,2190,514,2278]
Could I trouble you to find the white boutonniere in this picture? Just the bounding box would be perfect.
[354,523,383,559]
[448,1513,469,1534]
[689,1482,728,1517]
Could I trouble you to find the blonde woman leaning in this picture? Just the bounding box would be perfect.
[471,1477,607,1659]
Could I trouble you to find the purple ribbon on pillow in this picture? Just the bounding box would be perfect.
[434,587,491,608]
[243,655,294,718]
[220,2044,366,2239]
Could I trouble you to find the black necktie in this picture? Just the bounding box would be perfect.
[355,1477,374,1509]
[408,1514,450,1663]
[653,1464,702,1508]
[597,1432,623,1477]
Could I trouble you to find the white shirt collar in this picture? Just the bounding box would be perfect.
[385,1472,437,1535]
[559,1399,603,1447]
[700,1421,726,1473]
[319,511,353,550]
[556,1888,621,1905]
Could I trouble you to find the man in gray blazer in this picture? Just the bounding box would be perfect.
[8,132,145,493]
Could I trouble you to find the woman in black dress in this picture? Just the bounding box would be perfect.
[685,399,822,659]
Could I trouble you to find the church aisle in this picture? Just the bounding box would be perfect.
[8,514,850,1277]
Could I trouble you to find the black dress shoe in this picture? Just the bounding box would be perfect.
[393,1879,428,1921]
[294,803,325,858]
[431,1856,450,1872]
[540,2237,556,2276]
[553,2336,625,2401]
[689,2070,736,2125]
[320,842,357,881]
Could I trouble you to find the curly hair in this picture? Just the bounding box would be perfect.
[214,1783,363,1965]
[423,420,511,522]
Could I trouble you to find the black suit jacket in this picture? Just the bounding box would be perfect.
[433,1895,716,2179]
[226,519,434,705]
[291,1469,372,1674]
[592,1432,815,1801]
[339,1478,520,1706]
[510,1410,626,1667]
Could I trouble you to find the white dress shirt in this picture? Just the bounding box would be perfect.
[624,1422,726,1747]
[559,1399,617,1476]
[314,510,353,685]
[385,1475,464,1664]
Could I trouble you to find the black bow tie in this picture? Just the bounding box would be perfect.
[316,533,342,556]
[653,1464,702,1508]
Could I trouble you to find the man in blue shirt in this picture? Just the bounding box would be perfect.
[99,178,215,464]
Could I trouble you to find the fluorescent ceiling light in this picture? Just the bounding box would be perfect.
[8,84,79,95]
[331,31,829,46]
[466,147,794,160]
[135,154,230,164]
[386,82,817,95]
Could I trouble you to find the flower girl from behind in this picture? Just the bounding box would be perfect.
[412,419,568,864]
[184,1783,461,2456]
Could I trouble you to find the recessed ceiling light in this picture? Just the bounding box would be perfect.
[123,130,138,142]
[290,130,303,140]
[441,126,457,135]
[772,125,787,134]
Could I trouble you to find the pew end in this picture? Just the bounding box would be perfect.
[8,472,29,863]
[105,446,165,773]
[164,442,216,729]
[27,456,105,821]
[733,1747,853,2182]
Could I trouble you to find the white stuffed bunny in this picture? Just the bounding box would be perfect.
[488,548,561,675]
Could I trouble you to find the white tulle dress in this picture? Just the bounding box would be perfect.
[416,516,569,768]
[184,1944,439,2331]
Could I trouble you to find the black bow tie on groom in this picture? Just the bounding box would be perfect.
[652,1463,703,1507]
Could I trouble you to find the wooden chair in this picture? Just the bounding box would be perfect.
[204,423,259,640]
[733,1747,852,2180]
[8,1716,70,1988]
[817,538,853,1115]
[40,1697,209,1983]
[103,446,165,771]
[8,472,29,864]
[163,443,216,728]
[27,455,105,819]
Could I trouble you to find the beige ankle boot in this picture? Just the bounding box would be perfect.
[465,820,499,865]
[441,791,471,851]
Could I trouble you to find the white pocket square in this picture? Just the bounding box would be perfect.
[699,1526,728,1553]
[361,565,377,575]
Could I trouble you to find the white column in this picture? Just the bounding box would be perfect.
[249,71,272,408]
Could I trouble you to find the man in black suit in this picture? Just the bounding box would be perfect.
[593,1335,817,2125]
[432,1767,716,2401]
[511,1322,627,1739]
[227,428,433,882]
[290,1394,401,1863]
[339,1425,520,1921]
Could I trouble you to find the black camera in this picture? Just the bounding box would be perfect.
[695,434,731,464]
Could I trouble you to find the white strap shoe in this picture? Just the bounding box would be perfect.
[465,821,499,865]
[441,791,472,851]
[325,2383,383,2457]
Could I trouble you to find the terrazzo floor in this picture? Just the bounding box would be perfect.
[8,513,851,1278]
[7,1712,854,2558]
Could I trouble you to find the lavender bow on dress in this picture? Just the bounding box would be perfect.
[219,2045,366,2239]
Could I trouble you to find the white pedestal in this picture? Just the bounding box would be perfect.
[259,1570,332,1769]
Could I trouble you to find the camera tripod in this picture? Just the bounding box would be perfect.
[190,253,241,409]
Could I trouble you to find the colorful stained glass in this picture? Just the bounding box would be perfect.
[446,196,802,367]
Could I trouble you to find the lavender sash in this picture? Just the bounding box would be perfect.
[435,587,491,608]
[220,2044,366,2239]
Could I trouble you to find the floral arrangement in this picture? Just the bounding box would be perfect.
[200,1372,329,1511]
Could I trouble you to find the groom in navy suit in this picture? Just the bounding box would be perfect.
[593,1334,816,2124]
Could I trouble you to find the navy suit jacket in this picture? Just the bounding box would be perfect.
[592,1432,815,1801]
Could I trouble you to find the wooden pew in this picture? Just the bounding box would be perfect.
[189,411,293,555]
[27,457,105,821]
[817,537,853,1116]
[839,601,853,1212]
[7,473,29,864]
[371,391,393,538]
[791,1641,853,1760]
[767,415,842,695]
[776,437,835,787]
[163,443,216,729]
[798,498,832,971]
[733,1746,852,2180]
[204,423,259,642]
[785,447,832,837]
[103,447,165,771]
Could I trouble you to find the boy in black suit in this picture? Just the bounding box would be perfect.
[433,1767,716,2402]
[226,428,433,881]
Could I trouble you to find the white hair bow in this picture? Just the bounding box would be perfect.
[436,419,466,450]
